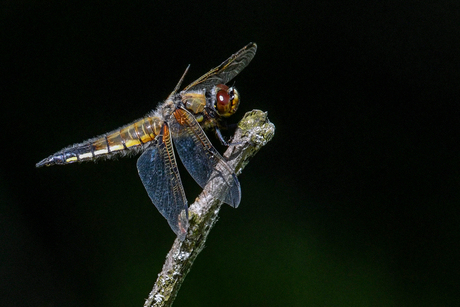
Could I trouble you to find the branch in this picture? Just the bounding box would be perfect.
[143,109,275,307]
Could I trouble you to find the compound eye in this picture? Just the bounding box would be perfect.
[217,89,230,107]
[214,84,239,117]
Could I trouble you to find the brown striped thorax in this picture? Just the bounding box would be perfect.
[36,43,257,241]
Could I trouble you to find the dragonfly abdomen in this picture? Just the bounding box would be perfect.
[36,116,163,167]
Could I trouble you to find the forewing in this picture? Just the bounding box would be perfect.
[170,108,241,208]
[183,42,257,92]
[136,124,188,240]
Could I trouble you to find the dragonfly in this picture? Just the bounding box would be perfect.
[36,42,257,241]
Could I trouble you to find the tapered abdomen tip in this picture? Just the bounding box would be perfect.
[36,158,50,168]
[36,155,62,167]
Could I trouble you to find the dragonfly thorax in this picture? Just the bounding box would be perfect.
[181,89,207,115]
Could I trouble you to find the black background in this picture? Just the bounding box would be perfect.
[2,1,459,306]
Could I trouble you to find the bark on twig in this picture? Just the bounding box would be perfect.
[143,109,275,307]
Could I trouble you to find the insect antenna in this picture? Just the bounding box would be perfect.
[168,64,190,97]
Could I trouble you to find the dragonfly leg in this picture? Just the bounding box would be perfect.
[215,127,229,146]
[215,126,242,147]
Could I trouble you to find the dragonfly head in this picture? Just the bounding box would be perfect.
[213,84,240,118]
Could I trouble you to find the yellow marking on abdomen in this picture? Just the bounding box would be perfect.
[78,152,93,160]
[61,116,164,163]
[66,157,78,163]
[118,117,162,148]
[93,148,109,155]
[106,133,127,151]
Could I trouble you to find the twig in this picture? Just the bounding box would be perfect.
[143,109,275,307]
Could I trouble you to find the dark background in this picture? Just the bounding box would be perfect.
[2,1,459,306]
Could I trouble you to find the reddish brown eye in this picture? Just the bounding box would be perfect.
[217,90,230,106]
[215,84,231,116]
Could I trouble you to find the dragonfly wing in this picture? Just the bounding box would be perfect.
[171,108,241,208]
[183,42,257,92]
[137,124,188,240]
